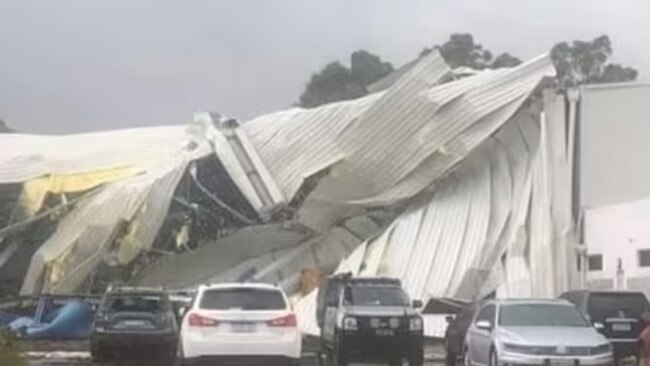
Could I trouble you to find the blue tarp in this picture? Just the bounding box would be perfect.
[23,301,93,340]
[6,296,94,340]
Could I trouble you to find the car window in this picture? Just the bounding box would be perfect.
[475,304,496,324]
[103,295,166,313]
[199,288,287,310]
[343,286,409,307]
[499,304,589,327]
[587,292,650,319]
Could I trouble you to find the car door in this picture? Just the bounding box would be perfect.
[467,303,496,366]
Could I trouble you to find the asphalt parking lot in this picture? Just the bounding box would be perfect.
[25,342,446,366]
[28,355,443,366]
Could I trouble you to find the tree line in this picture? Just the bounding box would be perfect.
[298,33,639,108]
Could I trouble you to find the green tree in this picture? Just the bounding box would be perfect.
[350,50,394,86]
[421,33,522,70]
[491,53,523,68]
[298,33,639,108]
[551,35,638,88]
[298,50,393,108]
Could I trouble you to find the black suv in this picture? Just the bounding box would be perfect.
[90,286,179,364]
[316,273,424,365]
[560,290,650,359]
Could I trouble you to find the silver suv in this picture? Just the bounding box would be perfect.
[464,299,613,366]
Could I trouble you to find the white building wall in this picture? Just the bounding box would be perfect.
[584,197,650,297]
[579,82,650,298]
[580,83,650,207]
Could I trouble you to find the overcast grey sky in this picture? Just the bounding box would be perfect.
[1,0,648,134]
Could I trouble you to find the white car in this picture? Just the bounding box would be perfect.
[464,299,613,366]
[180,282,301,365]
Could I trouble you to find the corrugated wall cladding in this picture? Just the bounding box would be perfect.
[295,90,574,336]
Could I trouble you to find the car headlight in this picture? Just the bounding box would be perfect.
[502,343,543,355]
[343,317,358,331]
[591,343,613,355]
[409,317,423,331]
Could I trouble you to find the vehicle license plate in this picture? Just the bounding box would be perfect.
[122,320,147,327]
[375,329,394,337]
[612,323,632,331]
[231,322,256,333]
[550,360,575,366]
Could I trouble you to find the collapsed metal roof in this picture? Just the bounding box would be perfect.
[0,49,573,338]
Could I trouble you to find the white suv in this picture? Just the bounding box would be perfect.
[179,283,301,365]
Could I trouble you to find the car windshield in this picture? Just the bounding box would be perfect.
[345,286,409,307]
[499,304,589,327]
[199,288,287,310]
[588,293,650,319]
[103,295,165,313]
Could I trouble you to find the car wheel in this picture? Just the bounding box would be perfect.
[489,349,499,366]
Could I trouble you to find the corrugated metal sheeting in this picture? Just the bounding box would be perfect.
[0,46,574,340]
[0,126,212,294]
[228,52,557,233]
[294,70,574,337]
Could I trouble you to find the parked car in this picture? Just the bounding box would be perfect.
[90,286,178,365]
[316,273,424,365]
[560,290,650,360]
[179,282,301,365]
[464,299,613,366]
[444,301,482,366]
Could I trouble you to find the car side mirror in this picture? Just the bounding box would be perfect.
[593,322,605,330]
[412,300,423,309]
[178,307,187,318]
[476,320,492,331]
[445,315,455,324]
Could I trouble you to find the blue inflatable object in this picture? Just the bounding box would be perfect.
[23,301,93,340]
[8,316,36,332]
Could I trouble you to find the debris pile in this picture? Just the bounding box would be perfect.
[0,50,575,335]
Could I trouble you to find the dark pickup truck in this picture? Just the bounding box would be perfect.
[316,273,424,366]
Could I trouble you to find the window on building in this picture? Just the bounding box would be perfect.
[638,249,650,268]
[587,254,603,271]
